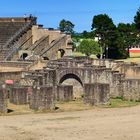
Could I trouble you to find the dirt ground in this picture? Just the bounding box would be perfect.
[1,105,140,140]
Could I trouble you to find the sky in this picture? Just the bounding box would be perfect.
[0,0,140,32]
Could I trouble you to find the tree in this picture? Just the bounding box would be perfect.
[117,23,137,55]
[91,14,117,58]
[59,19,75,34]
[92,14,115,31]
[134,7,140,31]
[81,30,95,39]
[91,14,132,59]
[77,39,100,56]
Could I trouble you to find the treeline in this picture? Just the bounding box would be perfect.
[59,7,140,59]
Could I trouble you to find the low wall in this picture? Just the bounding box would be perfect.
[84,83,109,105]
[10,87,29,105]
[0,87,7,113]
[122,79,140,101]
[57,85,73,101]
[30,86,55,111]
[0,71,22,82]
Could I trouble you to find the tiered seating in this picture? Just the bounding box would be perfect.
[0,22,27,48]
[0,17,37,61]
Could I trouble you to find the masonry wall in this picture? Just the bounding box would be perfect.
[32,25,62,44]
[57,85,73,101]
[84,83,109,105]
[10,87,28,105]
[30,86,55,111]
[0,88,7,113]
[0,71,22,82]
[122,79,140,101]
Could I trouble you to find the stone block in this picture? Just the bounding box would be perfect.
[10,87,29,105]
[122,79,140,101]
[30,86,55,111]
[84,83,109,105]
[57,85,73,101]
[0,88,7,113]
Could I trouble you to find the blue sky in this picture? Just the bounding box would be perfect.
[0,0,140,32]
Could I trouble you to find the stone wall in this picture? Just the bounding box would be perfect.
[0,87,7,113]
[84,83,109,105]
[32,25,61,44]
[0,71,22,82]
[30,86,55,111]
[122,79,140,101]
[10,87,29,105]
[56,85,73,101]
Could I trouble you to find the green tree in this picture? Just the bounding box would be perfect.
[59,19,75,34]
[117,23,137,57]
[78,39,100,56]
[91,14,132,59]
[91,14,117,58]
[134,7,140,31]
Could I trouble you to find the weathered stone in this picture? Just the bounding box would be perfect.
[122,79,140,101]
[30,86,55,111]
[57,85,73,101]
[0,87,7,113]
[84,83,109,105]
[10,87,29,105]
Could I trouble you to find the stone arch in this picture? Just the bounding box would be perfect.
[58,49,65,58]
[20,53,28,60]
[59,73,83,86]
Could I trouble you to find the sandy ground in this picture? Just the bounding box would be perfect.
[1,106,140,140]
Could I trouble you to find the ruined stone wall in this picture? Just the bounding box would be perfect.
[45,36,67,60]
[122,79,140,101]
[56,85,73,101]
[10,87,28,105]
[0,87,7,113]
[0,71,22,82]
[32,25,62,44]
[84,83,109,105]
[30,86,55,111]
[0,61,32,68]
[122,66,140,79]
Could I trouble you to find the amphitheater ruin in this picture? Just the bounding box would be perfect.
[0,16,140,113]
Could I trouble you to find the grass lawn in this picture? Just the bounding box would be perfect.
[1,98,140,116]
[99,98,140,108]
[72,51,140,62]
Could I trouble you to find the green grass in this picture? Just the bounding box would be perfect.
[100,98,140,108]
[72,52,85,56]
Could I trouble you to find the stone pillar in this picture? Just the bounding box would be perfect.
[10,87,28,105]
[122,79,140,101]
[84,83,109,105]
[110,73,124,98]
[57,85,73,101]
[0,87,7,113]
[30,86,55,111]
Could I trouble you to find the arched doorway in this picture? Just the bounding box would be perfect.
[20,53,28,60]
[59,73,83,98]
[57,49,65,59]
[43,57,49,60]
